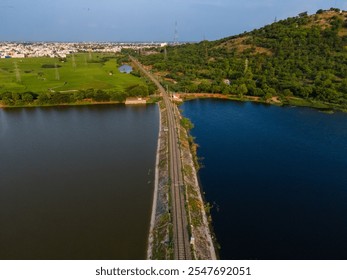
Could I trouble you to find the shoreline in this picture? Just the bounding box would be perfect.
[0,101,122,109]
[147,103,162,259]
[176,93,347,113]
[2,93,345,113]
[0,98,159,109]
[146,100,172,259]
[176,104,217,260]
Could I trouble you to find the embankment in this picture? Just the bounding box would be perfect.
[147,100,216,260]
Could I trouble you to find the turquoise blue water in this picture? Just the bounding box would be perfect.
[181,99,347,260]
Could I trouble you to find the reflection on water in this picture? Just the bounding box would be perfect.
[181,99,347,260]
[0,104,158,260]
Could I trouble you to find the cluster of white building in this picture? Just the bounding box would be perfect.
[0,42,168,59]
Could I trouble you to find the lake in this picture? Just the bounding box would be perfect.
[0,104,158,260]
[180,99,347,260]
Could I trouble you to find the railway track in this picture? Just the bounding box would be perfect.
[130,57,191,259]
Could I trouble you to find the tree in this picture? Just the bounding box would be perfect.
[331,17,343,31]
[263,87,276,100]
[38,93,50,104]
[22,93,34,103]
[1,92,14,105]
[50,92,71,104]
[127,84,149,97]
[246,80,257,95]
[11,92,20,103]
[110,91,126,102]
[254,87,265,97]
[85,88,95,98]
[74,91,85,101]
[282,89,293,97]
[93,90,110,101]
[197,81,211,93]
[237,84,248,98]
[298,86,313,99]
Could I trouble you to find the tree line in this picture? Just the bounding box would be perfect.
[0,84,150,106]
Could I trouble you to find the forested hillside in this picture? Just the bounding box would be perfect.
[137,8,347,109]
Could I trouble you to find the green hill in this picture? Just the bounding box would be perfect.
[138,8,347,110]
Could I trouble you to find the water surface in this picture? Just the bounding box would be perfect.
[181,99,347,260]
[0,104,158,260]
[118,64,133,74]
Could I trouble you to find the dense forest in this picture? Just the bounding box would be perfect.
[136,8,347,109]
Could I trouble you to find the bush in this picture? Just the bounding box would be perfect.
[126,84,149,97]
[110,91,126,102]
[74,91,85,101]
[282,89,293,97]
[0,92,14,105]
[254,87,265,97]
[37,93,51,104]
[21,92,34,103]
[50,92,71,104]
[93,90,110,101]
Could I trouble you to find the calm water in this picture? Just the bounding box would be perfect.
[118,64,133,74]
[181,99,347,260]
[0,104,158,260]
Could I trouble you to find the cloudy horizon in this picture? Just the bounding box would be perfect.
[1,0,346,42]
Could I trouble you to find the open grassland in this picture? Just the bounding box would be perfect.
[0,53,144,94]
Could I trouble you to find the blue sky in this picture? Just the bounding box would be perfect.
[1,0,346,42]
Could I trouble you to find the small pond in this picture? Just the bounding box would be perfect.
[118,64,132,74]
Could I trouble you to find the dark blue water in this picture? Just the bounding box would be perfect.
[0,104,158,260]
[181,99,347,260]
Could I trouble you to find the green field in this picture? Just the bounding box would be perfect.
[0,53,143,94]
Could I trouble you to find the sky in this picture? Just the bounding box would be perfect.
[1,0,347,42]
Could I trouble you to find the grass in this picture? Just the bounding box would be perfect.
[187,185,203,227]
[0,53,145,94]
[151,213,171,260]
[285,97,342,111]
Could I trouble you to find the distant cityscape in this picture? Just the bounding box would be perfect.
[0,42,168,59]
